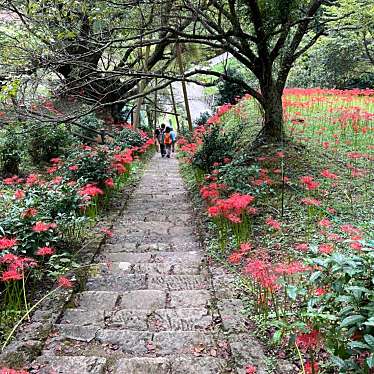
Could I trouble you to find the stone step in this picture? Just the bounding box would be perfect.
[96,261,204,275]
[103,251,202,265]
[113,355,228,374]
[87,269,209,291]
[96,329,217,356]
[35,355,106,374]
[107,307,213,331]
[119,213,192,224]
[105,241,200,253]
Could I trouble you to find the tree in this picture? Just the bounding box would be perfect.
[0,0,190,124]
[174,0,338,142]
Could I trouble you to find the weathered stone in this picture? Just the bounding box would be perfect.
[113,357,170,374]
[134,262,201,275]
[148,274,209,291]
[96,329,152,354]
[55,325,99,342]
[119,290,166,309]
[36,355,106,374]
[153,331,215,355]
[228,334,268,373]
[74,291,119,310]
[169,290,211,308]
[86,274,147,291]
[151,308,213,331]
[172,355,227,374]
[217,299,247,333]
[60,310,104,326]
[109,309,149,330]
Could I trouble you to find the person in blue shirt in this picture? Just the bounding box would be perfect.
[169,126,177,153]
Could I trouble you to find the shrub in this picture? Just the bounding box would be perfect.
[214,66,248,107]
[192,125,235,173]
[113,127,145,149]
[0,126,22,175]
[27,123,74,164]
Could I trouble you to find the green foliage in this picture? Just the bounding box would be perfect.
[75,114,104,143]
[0,126,22,175]
[27,123,74,164]
[214,67,248,106]
[113,127,144,149]
[307,250,374,372]
[192,125,234,173]
[193,111,211,127]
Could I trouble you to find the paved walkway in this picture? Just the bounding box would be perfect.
[32,155,286,374]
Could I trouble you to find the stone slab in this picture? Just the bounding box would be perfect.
[36,356,106,374]
[119,290,166,309]
[74,291,119,310]
[147,274,209,291]
[169,290,211,308]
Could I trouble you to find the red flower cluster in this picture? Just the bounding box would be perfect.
[0,254,37,282]
[228,242,253,264]
[200,183,226,202]
[79,184,104,197]
[300,176,320,191]
[0,237,17,250]
[265,216,282,231]
[36,246,55,256]
[208,193,255,223]
[0,368,29,374]
[32,221,57,232]
[244,260,279,291]
[296,329,320,352]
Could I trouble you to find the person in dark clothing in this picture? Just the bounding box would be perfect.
[164,126,173,158]
[158,123,166,157]
[154,127,161,152]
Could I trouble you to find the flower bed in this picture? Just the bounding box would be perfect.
[178,89,373,373]
[0,124,154,350]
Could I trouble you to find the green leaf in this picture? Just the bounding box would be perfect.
[364,335,374,348]
[340,315,365,328]
[367,355,374,369]
[272,330,283,345]
[348,341,370,350]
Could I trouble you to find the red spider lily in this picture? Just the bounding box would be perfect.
[244,260,280,291]
[319,243,334,254]
[223,157,231,164]
[226,214,241,224]
[299,176,320,190]
[265,216,281,231]
[21,208,38,219]
[321,169,338,179]
[296,329,320,352]
[100,227,113,237]
[32,221,57,232]
[318,218,331,228]
[47,166,58,174]
[58,276,73,288]
[327,233,343,242]
[245,365,257,374]
[314,288,327,296]
[240,243,252,254]
[304,361,319,374]
[340,224,362,236]
[1,269,23,282]
[51,176,63,185]
[350,241,363,251]
[36,246,55,256]
[207,206,220,217]
[228,251,243,264]
[0,237,17,250]
[112,163,127,174]
[68,165,79,171]
[79,184,104,197]
[14,189,25,200]
[26,174,40,186]
[274,261,310,275]
[301,197,321,206]
[295,243,309,252]
[104,178,114,188]
[0,368,29,374]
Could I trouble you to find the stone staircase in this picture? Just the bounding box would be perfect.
[31,155,289,374]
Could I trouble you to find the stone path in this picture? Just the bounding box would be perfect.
[31,154,290,374]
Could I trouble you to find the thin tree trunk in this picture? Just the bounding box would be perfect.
[170,84,180,132]
[133,45,150,128]
[176,43,193,132]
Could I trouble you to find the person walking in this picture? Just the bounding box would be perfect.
[154,126,161,153]
[170,126,177,153]
[158,123,166,157]
[164,126,173,158]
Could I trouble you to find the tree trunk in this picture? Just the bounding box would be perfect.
[259,86,284,143]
